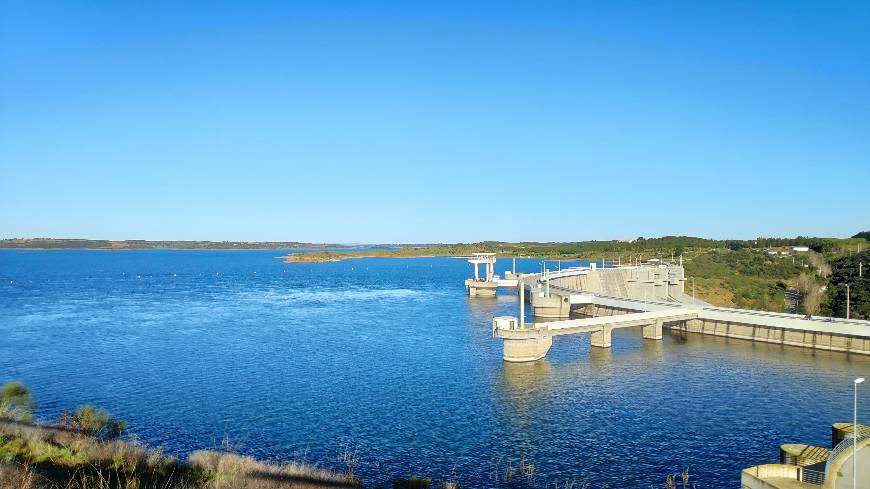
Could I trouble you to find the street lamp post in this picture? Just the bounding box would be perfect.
[855,377,865,489]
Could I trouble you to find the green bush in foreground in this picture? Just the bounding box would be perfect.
[0,382,35,423]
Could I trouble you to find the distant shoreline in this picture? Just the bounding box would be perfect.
[1,247,345,252]
[283,252,446,263]
[0,239,370,251]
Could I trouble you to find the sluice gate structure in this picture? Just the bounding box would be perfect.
[465,255,870,362]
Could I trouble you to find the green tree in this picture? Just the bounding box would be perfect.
[0,381,35,422]
[821,250,870,319]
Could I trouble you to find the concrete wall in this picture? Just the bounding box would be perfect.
[741,465,801,489]
[552,266,685,302]
[529,293,571,318]
[675,318,870,355]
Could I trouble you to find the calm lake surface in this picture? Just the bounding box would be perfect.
[1,250,868,488]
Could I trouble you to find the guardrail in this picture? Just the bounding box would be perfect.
[825,431,869,481]
[700,305,870,325]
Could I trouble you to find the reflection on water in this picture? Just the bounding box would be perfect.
[500,361,555,396]
[589,342,615,370]
[0,252,868,489]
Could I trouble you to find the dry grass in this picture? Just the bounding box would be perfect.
[0,421,358,489]
[1,460,40,489]
[189,450,354,489]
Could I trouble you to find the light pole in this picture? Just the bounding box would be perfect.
[519,278,525,329]
[846,283,851,320]
[692,277,696,305]
[854,377,865,489]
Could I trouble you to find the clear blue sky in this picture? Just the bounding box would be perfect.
[1,1,868,243]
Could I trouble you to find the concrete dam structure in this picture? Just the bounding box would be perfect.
[465,256,870,362]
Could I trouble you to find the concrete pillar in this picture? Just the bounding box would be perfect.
[545,270,550,297]
[503,334,553,362]
[519,282,525,328]
[643,320,664,340]
[532,294,571,318]
[591,327,612,348]
[474,263,479,281]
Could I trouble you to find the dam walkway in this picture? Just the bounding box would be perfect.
[489,265,870,362]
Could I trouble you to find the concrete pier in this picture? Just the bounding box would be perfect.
[590,327,612,348]
[642,320,663,340]
[465,253,498,297]
[529,293,572,318]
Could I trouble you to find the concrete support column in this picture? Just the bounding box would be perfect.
[591,327,612,348]
[474,263,479,281]
[643,320,664,340]
[503,335,553,362]
[531,295,571,318]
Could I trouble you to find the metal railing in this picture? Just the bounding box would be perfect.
[801,468,825,485]
[825,431,870,481]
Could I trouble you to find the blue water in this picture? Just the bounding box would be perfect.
[1,250,868,488]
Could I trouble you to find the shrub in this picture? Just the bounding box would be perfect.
[394,476,432,488]
[0,382,35,422]
[60,405,127,440]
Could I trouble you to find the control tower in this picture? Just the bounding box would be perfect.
[465,253,498,297]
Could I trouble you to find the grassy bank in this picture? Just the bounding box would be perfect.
[0,421,357,489]
[681,248,805,310]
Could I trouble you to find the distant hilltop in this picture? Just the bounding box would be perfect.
[2,234,867,252]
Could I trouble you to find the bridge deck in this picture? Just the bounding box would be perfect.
[536,309,700,337]
[515,269,870,339]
